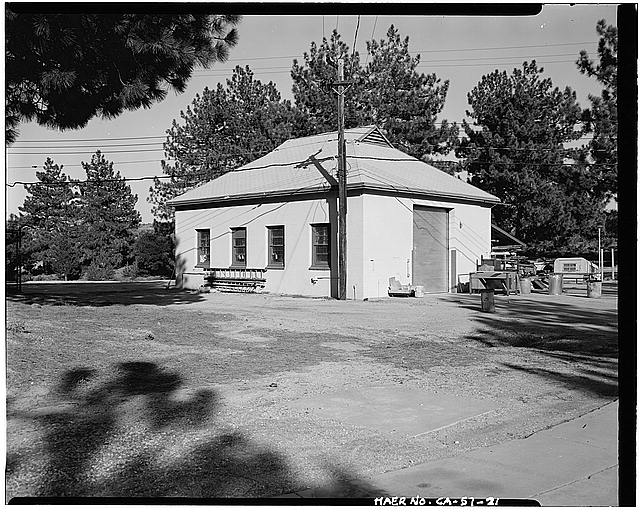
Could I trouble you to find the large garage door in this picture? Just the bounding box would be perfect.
[413,206,449,293]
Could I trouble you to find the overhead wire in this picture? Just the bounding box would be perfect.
[352,15,361,61]
[196,39,598,66]
[6,133,612,173]
[8,158,167,169]
[7,149,614,188]
[189,55,593,77]
[9,130,607,151]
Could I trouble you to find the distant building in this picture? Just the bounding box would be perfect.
[168,126,500,299]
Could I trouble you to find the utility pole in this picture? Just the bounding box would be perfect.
[17,225,23,293]
[334,57,350,300]
[337,57,347,300]
[598,226,603,281]
[611,246,615,280]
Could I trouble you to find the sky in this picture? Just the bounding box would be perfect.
[5,4,618,224]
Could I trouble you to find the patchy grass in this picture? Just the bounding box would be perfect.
[5,283,618,500]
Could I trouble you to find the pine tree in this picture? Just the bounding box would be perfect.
[78,151,141,272]
[6,11,240,143]
[291,26,459,160]
[577,19,617,200]
[457,61,599,256]
[18,158,81,277]
[149,66,303,223]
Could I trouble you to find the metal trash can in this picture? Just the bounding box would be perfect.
[413,285,424,298]
[480,289,495,312]
[519,277,532,295]
[587,280,602,298]
[548,274,563,295]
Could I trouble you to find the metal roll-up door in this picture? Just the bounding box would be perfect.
[412,206,449,293]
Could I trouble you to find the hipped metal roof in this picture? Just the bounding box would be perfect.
[168,126,500,207]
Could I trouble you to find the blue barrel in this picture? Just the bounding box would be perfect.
[519,277,532,294]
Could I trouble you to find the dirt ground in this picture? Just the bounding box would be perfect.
[5,281,618,499]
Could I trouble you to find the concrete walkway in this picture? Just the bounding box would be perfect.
[283,401,618,505]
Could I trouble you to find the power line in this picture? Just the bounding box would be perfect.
[6,133,609,161]
[206,40,598,65]
[193,51,587,75]
[12,134,166,143]
[5,138,611,173]
[10,141,165,149]
[364,16,378,67]
[191,57,586,78]
[414,41,598,54]
[8,147,165,155]
[7,152,615,188]
[7,158,166,170]
[352,15,361,61]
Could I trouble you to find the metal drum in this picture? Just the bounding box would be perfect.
[548,274,563,295]
[587,280,602,298]
[519,277,532,295]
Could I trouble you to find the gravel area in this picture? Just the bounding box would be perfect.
[6,282,618,500]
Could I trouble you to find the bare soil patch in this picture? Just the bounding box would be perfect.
[6,283,618,500]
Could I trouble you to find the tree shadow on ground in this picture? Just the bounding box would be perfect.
[441,294,618,357]
[5,281,205,307]
[6,361,354,500]
[439,294,618,398]
[501,363,618,398]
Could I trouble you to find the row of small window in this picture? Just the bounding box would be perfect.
[196,224,331,269]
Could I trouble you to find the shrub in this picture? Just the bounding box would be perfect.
[30,273,59,281]
[135,231,174,277]
[117,262,139,280]
[83,263,115,281]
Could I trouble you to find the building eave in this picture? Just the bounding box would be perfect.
[169,181,500,209]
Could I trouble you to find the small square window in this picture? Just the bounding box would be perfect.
[268,226,285,268]
[231,228,246,267]
[196,229,210,268]
[311,224,330,269]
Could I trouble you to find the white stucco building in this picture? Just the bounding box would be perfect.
[168,126,500,299]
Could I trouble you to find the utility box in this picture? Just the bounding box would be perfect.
[553,257,598,275]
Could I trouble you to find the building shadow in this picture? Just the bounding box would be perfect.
[5,281,205,307]
[5,361,313,500]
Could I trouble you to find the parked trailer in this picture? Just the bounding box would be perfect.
[553,257,598,275]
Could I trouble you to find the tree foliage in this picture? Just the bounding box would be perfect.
[78,151,142,270]
[6,11,240,143]
[18,158,81,278]
[457,61,603,256]
[291,26,459,159]
[576,19,617,199]
[148,66,304,223]
[16,153,141,278]
[135,228,175,277]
